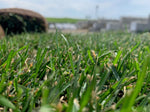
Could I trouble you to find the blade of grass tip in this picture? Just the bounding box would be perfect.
[113,50,122,65]
[139,92,150,106]
[34,80,50,98]
[61,34,69,47]
[0,95,18,111]
[51,82,71,103]
[66,96,74,112]
[69,52,75,74]
[73,55,81,86]
[99,77,124,106]
[79,74,96,112]
[48,54,55,75]
[36,48,47,74]
[5,50,14,72]
[66,79,81,112]
[98,51,111,59]
[79,88,92,112]
[111,65,120,81]
[55,30,60,55]
[13,45,29,57]
[14,78,18,93]
[87,50,94,64]
[130,42,140,53]
[75,42,80,52]
[121,55,150,112]
[75,55,81,75]
[98,69,110,91]
[135,61,140,76]
[42,87,49,106]
[0,50,14,93]
[145,46,150,53]
[36,48,42,67]
[23,73,36,85]
[22,96,30,112]
[28,96,34,112]
[0,45,28,68]
[102,70,133,107]
[105,70,136,108]
[117,51,130,71]
[22,89,30,112]
[118,43,139,71]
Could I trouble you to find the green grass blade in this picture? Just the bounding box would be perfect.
[111,65,120,81]
[87,50,94,64]
[0,95,18,110]
[121,55,150,112]
[113,50,122,65]
[61,34,69,47]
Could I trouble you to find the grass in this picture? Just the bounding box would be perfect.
[46,17,86,23]
[0,31,150,111]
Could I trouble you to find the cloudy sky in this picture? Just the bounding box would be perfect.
[0,0,150,19]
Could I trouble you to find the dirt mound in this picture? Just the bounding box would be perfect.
[0,25,5,38]
[0,8,48,35]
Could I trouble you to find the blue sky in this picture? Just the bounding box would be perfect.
[0,0,150,19]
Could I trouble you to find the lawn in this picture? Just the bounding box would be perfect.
[46,17,86,23]
[0,31,150,112]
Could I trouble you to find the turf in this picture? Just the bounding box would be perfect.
[0,31,150,112]
[46,17,86,23]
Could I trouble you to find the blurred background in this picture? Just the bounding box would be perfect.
[1,0,150,33]
[1,0,150,19]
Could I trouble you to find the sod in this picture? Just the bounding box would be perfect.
[0,25,5,38]
[0,8,48,35]
[0,31,149,111]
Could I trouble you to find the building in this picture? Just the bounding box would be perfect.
[106,22,121,31]
[120,17,148,31]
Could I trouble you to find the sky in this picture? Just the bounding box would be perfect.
[0,0,150,19]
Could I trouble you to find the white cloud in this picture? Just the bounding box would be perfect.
[130,0,150,6]
[0,0,120,18]
[0,0,150,19]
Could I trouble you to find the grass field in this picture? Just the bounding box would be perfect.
[46,17,86,23]
[0,31,150,112]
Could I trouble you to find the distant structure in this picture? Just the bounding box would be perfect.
[76,15,150,33]
[76,20,96,29]
[120,17,147,32]
[95,5,99,19]
[106,22,121,31]
[90,19,119,32]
